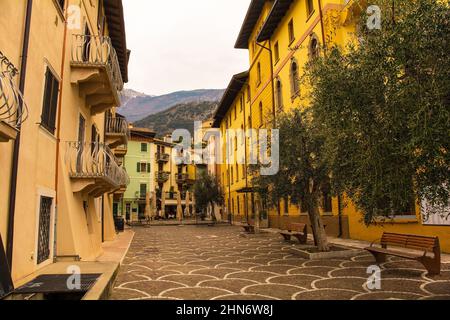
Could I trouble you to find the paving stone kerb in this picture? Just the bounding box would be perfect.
[111,226,450,300]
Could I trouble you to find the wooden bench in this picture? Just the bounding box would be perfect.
[365,232,441,276]
[242,223,255,234]
[280,223,308,244]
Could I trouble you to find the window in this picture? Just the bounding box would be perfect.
[247,86,251,102]
[37,196,53,264]
[234,106,237,120]
[290,58,300,98]
[259,102,263,125]
[41,67,60,134]
[307,0,315,17]
[274,42,280,63]
[56,0,65,12]
[322,183,333,213]
[137,162,150,173]
[240,95,244,112]
[275,78,283,111]
[237,196,241,214]
[234,136,238,151]
[284,197,289,215]
[231,169,234,185]
[140,184,147,198]
[256,62,262,86]
[141,143,148,152]
[309,35,320,60]
[288,19,295,44]
[236,165,239,182]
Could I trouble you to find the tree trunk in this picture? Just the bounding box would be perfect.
[307,198,330,252]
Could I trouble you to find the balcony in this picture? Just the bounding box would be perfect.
[105,115,129,149]
[114,145,127,165]
[155,171,170,184]
[65,142,129,197]
[70,35,124,115]
[156,152,170,163]
[0,51,28,142]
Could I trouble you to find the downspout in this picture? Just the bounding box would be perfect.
[53,0,69,261]
[6,0,33,266]
[317,0,327,53]
[255,40,278,226]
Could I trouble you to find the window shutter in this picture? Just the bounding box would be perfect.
[147,164,151,173]
[137,162,141,173]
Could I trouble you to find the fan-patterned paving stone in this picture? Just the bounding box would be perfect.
[244,284,306,300]
[191,268,242,278]
[353,292,425,300]
[110,287,149,300]
[120,280,187,296]
[304,260,346,268]
[313,277,367,292]
[288,266,336,277]
[161,287,232,300]
[295,289,360,300]
[199,279,257,293]
[112,226,449,300]
[226,271,278,282]
[251,265,296,274]
[268,275,322,289]
[422,281,450,295]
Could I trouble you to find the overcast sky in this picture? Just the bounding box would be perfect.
[122,0,251,96]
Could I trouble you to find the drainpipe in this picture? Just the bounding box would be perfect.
[53,0,69,262]
[318,0,327,53]
[255,40,277,227]
[6,0,33,267]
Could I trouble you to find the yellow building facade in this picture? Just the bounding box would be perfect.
[0,0,130,285]
[214,0,450,252]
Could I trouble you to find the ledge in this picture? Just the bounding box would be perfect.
[0,121,18,142]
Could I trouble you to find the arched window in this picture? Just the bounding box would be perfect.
[290,58,300,99]
[309,33,320,60]
[259,102,263,125]
[275,78,283,111]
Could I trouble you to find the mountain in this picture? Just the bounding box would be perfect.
[119,88,225,122]
[134,101,218,137]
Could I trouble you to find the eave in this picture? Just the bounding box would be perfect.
[213,71,249,128]
[104,0,129,83]
[257,0,294,42]
[235,0,267,49]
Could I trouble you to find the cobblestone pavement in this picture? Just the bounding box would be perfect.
[111,226,450,300]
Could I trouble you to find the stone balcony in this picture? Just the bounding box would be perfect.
[65,141,129,197]
[70,35,124,115]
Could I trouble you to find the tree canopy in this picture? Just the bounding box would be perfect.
[305,0,450,223]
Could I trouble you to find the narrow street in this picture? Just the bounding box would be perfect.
[111,226,450,300]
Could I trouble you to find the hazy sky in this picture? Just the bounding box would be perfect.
[123,0,251,96]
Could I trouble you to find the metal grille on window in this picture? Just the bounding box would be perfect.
[37,196,53,265]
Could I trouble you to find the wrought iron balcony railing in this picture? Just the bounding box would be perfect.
[65,141,129,188]
[106,116,129,148]
[106,116,129,136]
[0,51,28,129]
[155,171,170,183]
[71,34,124,93]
